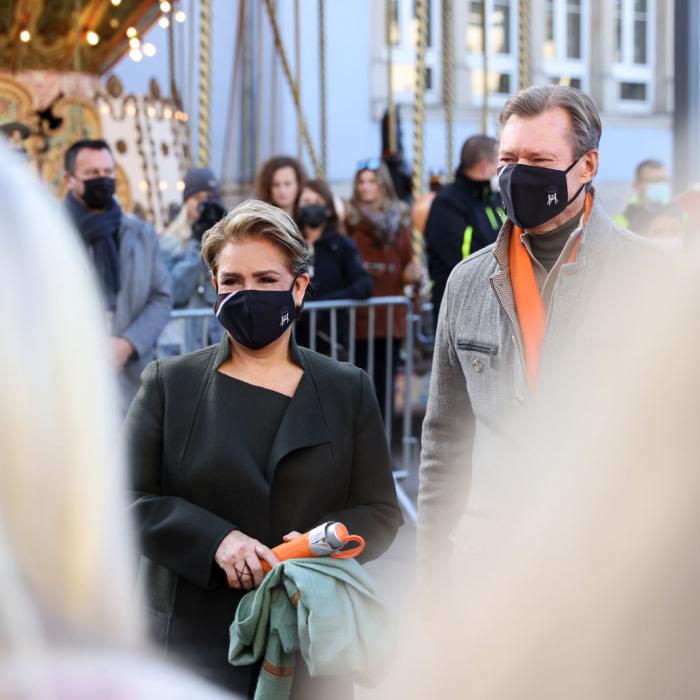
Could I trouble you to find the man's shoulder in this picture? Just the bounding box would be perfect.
[450,243,498,279]
[120,212,158,240]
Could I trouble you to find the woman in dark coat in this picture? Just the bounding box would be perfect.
[125,200,402,698]
[296,179,373,358]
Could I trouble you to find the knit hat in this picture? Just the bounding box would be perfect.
[183,167,219,202]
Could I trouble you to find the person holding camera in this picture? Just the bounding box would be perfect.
[160,167,227,353]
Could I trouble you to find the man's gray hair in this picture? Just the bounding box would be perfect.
[499,85,602,158]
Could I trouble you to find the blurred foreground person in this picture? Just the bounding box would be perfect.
[0,144,234,699]
[296,179,372,357]
[254,155,307,217]
[418,85,653,582]
[63,139,172,412]
[390,229,694,700]
[126,200,402,696]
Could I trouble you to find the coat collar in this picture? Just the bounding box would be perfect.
[212,333,331,482]
[491,188,616,271]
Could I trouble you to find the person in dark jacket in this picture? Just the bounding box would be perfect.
[296,179,373,358]
[424,135,505,320]
[125,200,402,698]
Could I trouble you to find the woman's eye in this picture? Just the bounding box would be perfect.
[260,277,276,284]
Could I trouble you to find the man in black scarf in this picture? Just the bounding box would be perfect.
[64,139,172,412]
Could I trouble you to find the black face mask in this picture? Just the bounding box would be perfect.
[297,204,327,229]
[498,158,586,229]
[81,176,116,210]
[214,282,297,350]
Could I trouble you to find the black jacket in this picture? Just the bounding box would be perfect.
[425,171,504,316]
[309,227,373,301]
[125,335,402,693]
[297,228,372,357]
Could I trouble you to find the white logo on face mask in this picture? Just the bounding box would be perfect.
[547,192,559,206]
[280,312,290,327]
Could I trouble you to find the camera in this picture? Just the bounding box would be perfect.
[192,196,226,241]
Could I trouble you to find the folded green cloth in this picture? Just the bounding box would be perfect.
[229,558,394,700]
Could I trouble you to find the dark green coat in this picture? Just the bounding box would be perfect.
[125,334,402,694]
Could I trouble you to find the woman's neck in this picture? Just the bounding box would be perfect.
[305,225,324,245]
[228,331,293,372]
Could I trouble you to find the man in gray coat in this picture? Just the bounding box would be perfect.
[417,85,652,577]
[64,139,172,413]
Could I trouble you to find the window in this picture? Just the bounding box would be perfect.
[542,0,588,90]
[386,0,440,103]
[464,0,518,105]
[612,0,654,108]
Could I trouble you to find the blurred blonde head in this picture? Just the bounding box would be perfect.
[0,144,142,658]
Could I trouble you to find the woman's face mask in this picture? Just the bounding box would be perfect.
[214,280,298,350]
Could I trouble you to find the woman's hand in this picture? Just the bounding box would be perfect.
[282,531,302,542]
[215,530,279,590]
[402,260,422,285]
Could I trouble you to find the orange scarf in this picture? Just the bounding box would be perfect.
[509,192,592,393]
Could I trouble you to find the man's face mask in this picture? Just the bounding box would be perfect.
[80,176,116,210]
[498,156,586,229]
[643,181,672,206]
[214,281,297,350]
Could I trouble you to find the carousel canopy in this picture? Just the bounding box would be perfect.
[0,0,160,74]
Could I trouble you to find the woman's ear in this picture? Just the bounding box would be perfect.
[293,273,310,304]
[211,275,218,292]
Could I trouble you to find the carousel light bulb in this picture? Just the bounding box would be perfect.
[142,42,156,57]
[181,112,188,122]
[19,30,31,43]
[110,18,119,28]
[159,180,168,191]
[160,1,172,13]
[125,104,136,116]
[147,106,156,117]
[129,37,140,49]
[111,0,122,6]
[99,104,110,115]
[86,30,100,46]
[129,48,143,62]
[175,10,186,23]
[176,180,185,191]
[126,26,137,38]
[163,107,173,119]
[138,180,149,192]
[159,16,170,29]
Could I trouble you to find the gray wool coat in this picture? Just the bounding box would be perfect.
[417,194,655,575]
[112,214,173,413]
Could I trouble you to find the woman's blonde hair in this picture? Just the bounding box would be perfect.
[350,161,399,211]
[0,145,142,659]
[201,199,310,277]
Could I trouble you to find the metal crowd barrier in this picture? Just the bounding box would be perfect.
[158,296,421,522]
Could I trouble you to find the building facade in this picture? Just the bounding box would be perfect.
[114,0,676,215]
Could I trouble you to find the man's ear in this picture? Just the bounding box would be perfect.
[583,149,599,184]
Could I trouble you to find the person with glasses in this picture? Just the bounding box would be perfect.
[346,159,421,423]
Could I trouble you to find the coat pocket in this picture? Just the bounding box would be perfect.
[456,339,498,356]
[457,339,498,371]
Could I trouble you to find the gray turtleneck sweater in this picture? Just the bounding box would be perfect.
[526,206,585,274]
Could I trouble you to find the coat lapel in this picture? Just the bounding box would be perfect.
[264,341,332,481]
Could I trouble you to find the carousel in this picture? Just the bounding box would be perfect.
[0,0,191,230]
